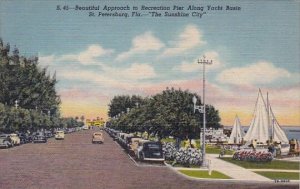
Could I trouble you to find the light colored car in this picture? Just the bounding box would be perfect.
[55,131,65,140]
[92,132,104,144]
[129,137,142,152]
[0,138,11,148]
[134,139,149,156]
[10,133,21,145]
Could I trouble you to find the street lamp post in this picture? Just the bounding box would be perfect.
[15,100,19,109]
[193,56,213,167]
[192,96,205,166]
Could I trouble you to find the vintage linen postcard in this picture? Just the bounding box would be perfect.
[0,0,299,189]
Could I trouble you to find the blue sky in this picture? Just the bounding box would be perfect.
[1,0,299,125]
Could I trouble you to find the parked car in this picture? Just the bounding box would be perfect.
[92,132,104,144]
[134,139,149,156]
[136,141,164,162]
[44,130,54,138]
[10,133,21,145]
[55,131,65,140]
[33,132,47,143]
[128,137,142,152]
[18,133,31,144]
[83,125,89,130]
[0,134,13,147]
[0,137,12,148]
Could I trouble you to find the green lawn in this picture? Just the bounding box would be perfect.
[179,170,231,179]
[161,138,175,143]
[221,157,300,170]
[206,146,235,155]
[166,161,200,168]
[255,171,299,180]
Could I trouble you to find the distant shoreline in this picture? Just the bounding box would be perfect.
[223,125,300,128]
[289,130,300,132]
[223,125,300,140]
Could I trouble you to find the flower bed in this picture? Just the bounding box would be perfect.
[232,150,273,162]
[163,142,202,166]
[163,142,177,160]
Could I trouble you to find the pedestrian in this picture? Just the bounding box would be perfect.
[219,145,225,158]
[251,139,257,152]
[277,143,282,158]
[268,145,272,153]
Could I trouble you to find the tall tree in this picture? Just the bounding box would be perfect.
[0,40,61,112]
[108,95,143,118]
[107,88,221,143]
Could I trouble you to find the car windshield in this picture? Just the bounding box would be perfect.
[145,143,161,150]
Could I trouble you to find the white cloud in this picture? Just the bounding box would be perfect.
[161,25,206,57]
[173,51,222,72]
[116,32,164,61]
[58,63,157,92]
[120,63,156,79]
[217,61,291,85]
[101,63,156,80]
[59,44,114,65]
[39,55,55,66]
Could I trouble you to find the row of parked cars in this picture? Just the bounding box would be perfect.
[0,131,49,148]
[0,127,83,149]
[105,128,164,162]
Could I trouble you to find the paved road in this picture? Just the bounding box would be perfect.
[0,129,297,189]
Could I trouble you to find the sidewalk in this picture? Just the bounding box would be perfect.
[275,156,300,162]
[206,154,271,181]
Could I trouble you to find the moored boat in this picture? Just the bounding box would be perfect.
[241,89,290,156]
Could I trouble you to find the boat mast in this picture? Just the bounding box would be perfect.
[267,92,273,142]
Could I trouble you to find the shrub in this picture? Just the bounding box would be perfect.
[175,147,202,166]
[163,142,177,160]
[232,150,273,162]
[163,142,202,166]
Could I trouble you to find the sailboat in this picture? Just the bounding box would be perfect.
[228,115,245,144]
[243,89,289,144]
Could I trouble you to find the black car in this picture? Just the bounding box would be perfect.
[18,133,31,144]
[33,132,47,143]
[44,130,54,138]
[137,141,165,162]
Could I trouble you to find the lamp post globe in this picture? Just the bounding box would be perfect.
[192,96,197,105]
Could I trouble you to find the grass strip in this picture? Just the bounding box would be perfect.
[221,157,299,170]
[161,138,175,143]
[206,146,234,155]
[179,170,231,179]
[254,171,299,180]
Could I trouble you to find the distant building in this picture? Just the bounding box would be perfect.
[86,118,105,127]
